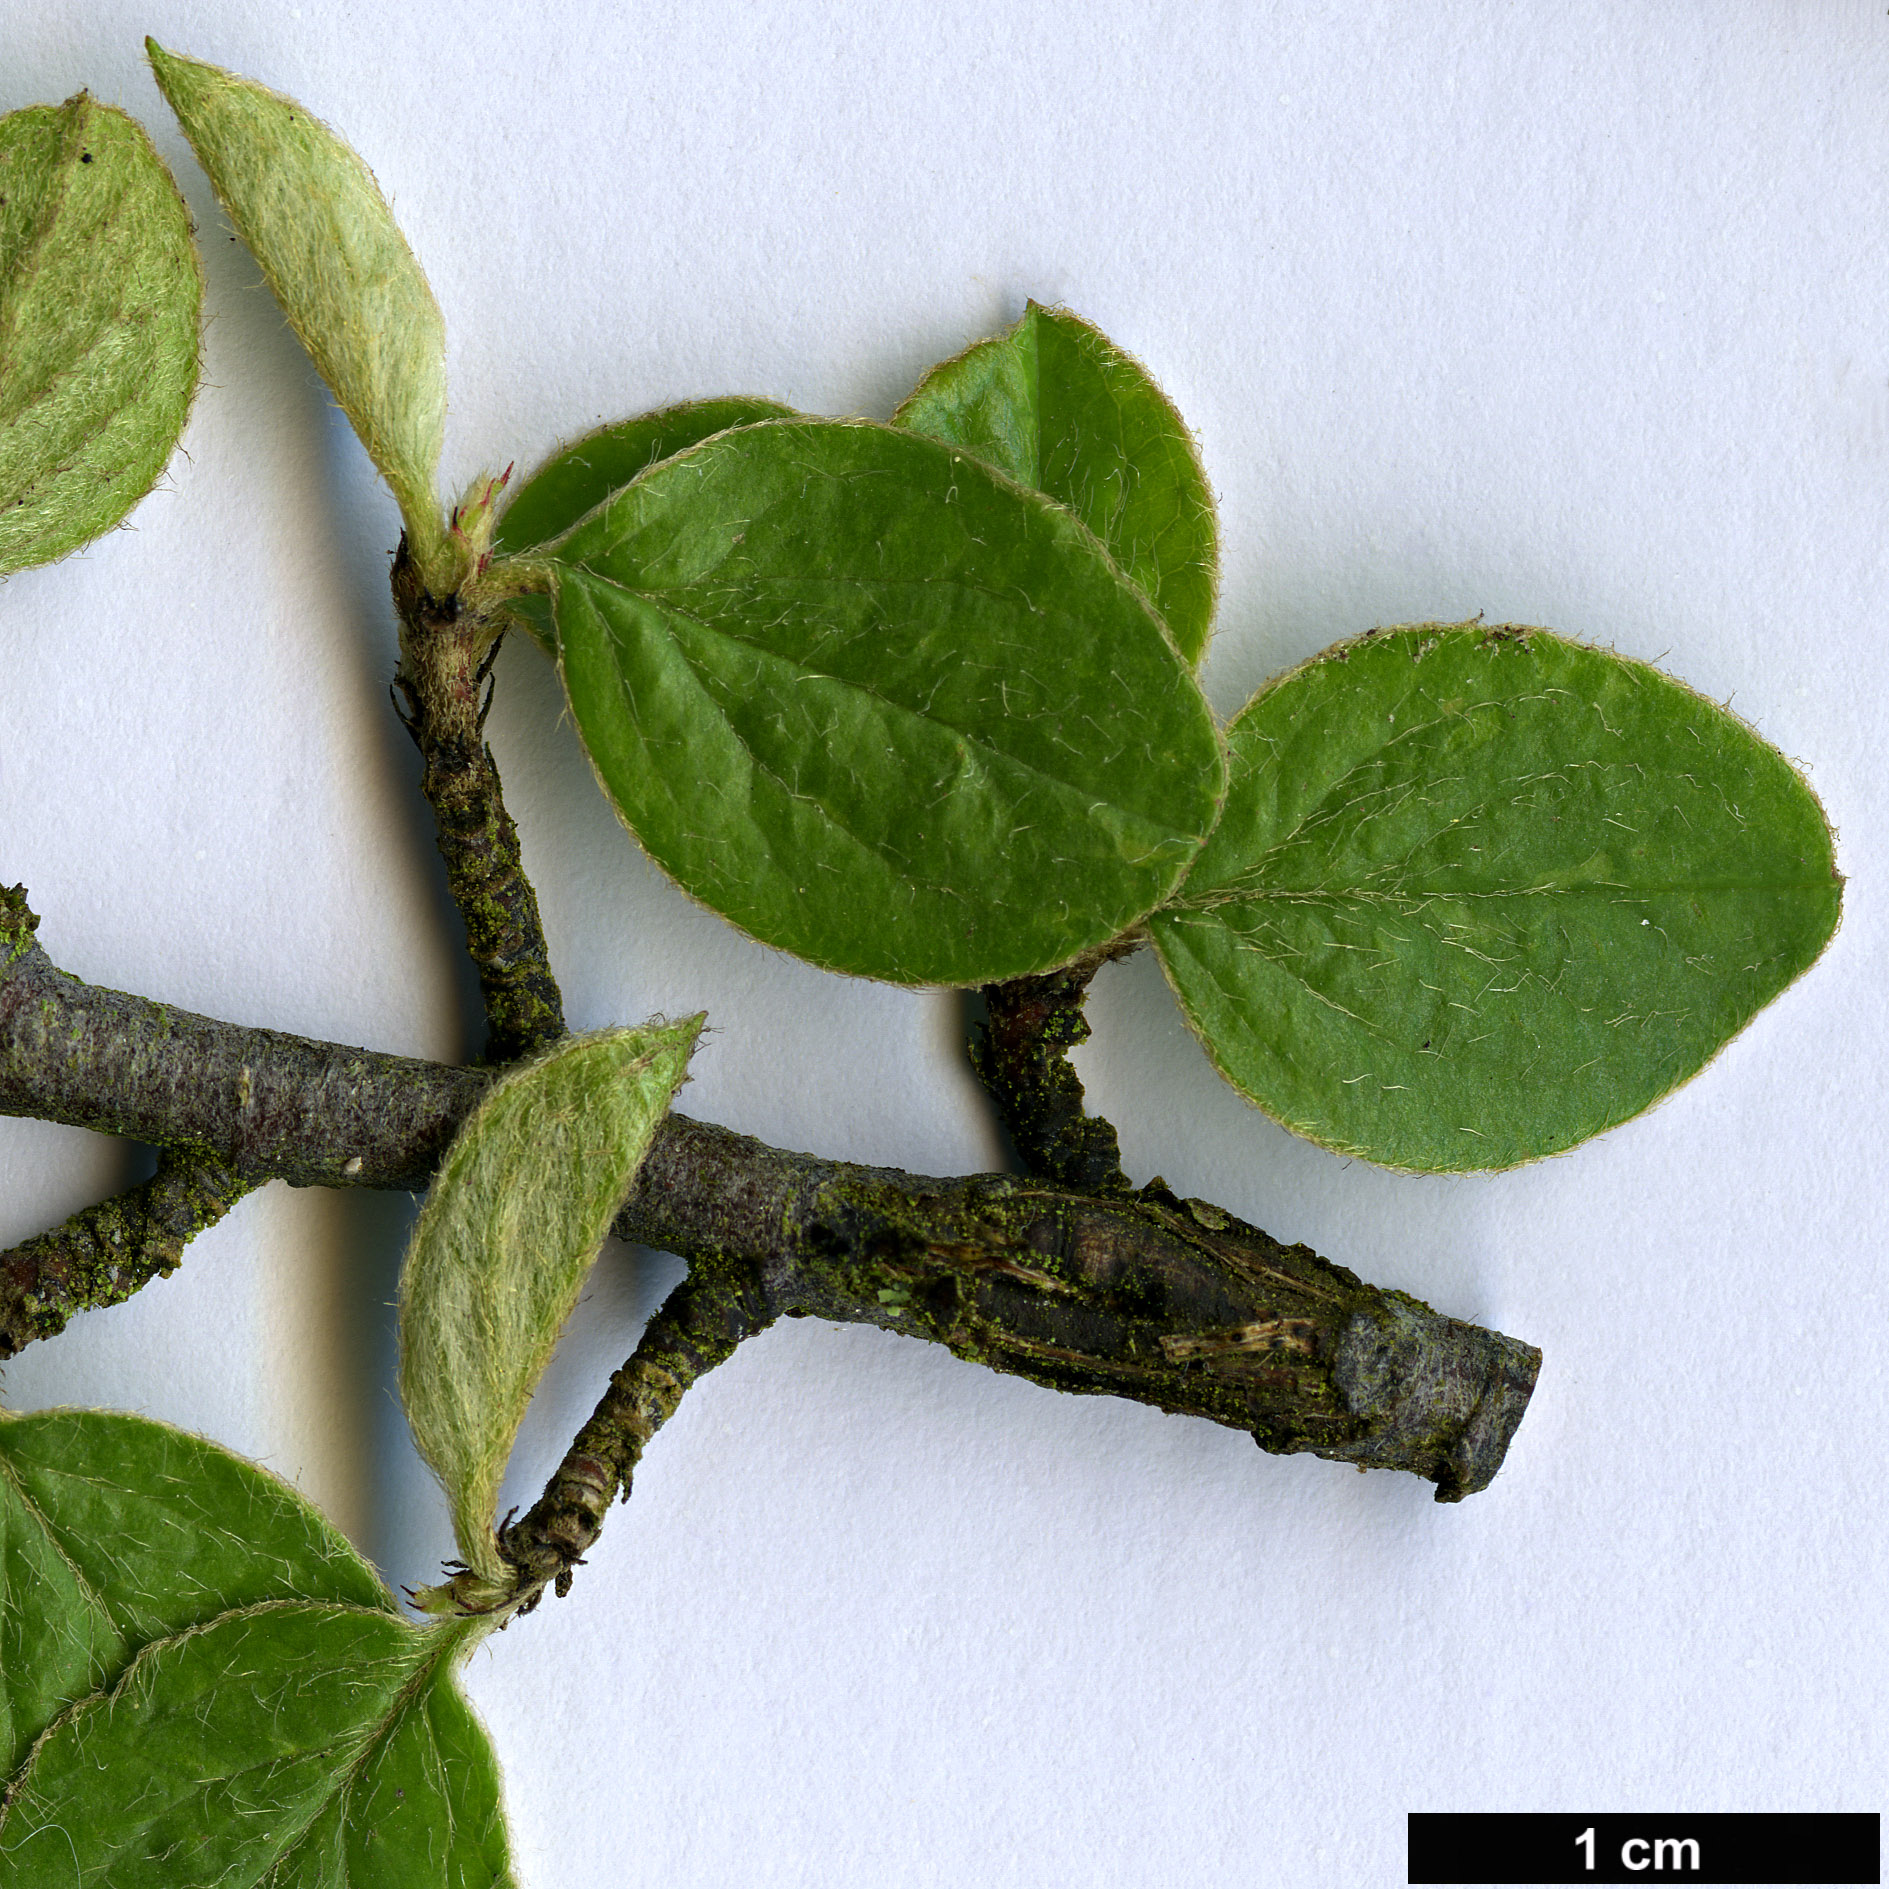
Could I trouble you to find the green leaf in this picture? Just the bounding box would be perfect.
[546,416,1225,986]
[0,1407,392,1780]
[493,397,797,652]
[494,396,798,554]
[0,1412,512,1881]
[0,1604,510,1888]
[399,1020,704,1587]
[1149,623,1842,1172]
[0,94,201,575]
[894,302,1218,666]
[146,42,449,582]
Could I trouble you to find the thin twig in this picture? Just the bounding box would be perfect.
[487,1260,776,1612]
[390,539,566,1064]
[972,937,1141,1194]
[0,1148,257,1358]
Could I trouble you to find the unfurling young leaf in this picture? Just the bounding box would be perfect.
[398,1020,705,1590]
[1150,623,1842,1172]
[542,416,1225,987]
[0,94,200,575]
[895,302,1219,666]
[146,41,451,585]
[0,1409,512,1888]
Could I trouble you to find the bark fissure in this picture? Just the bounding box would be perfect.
[616,1115,1538,1502]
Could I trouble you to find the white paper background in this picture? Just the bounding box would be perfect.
[2,3,1883,1884]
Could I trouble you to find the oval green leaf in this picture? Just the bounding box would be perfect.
[1149,623,1842,1172]
[546,416,1225,986]
[0,94,201,575]
[894,302,1218,666]
[147,42,449,580]
[0,1604,510,1888]
[494,396,798,555]
[399,1019,704,1587]
[0,1407,392,1781]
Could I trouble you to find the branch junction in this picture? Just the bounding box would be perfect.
[2,876,1539,1610]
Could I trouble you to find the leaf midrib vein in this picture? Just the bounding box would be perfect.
[0,1448,120,1635]
[568,568,1195,847]
[35,1610,441,1874]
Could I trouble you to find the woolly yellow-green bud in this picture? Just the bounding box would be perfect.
[398,1019,704,1587]
[147,41,452,588]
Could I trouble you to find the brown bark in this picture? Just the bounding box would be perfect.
[390,540,566,1065]
[1,882,1539,1549]
[972,940,1141,1194]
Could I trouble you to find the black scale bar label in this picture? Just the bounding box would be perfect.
[1408,1812,1880,1884]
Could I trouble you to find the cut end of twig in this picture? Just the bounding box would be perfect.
[1287,1294,1542,1502]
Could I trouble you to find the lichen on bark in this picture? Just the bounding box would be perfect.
[0,1148,255,1356]
[484,1119,1539,1611]
[972,939,1138,1194]
[0,897,1539,1544]
[390,538,566,1065]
